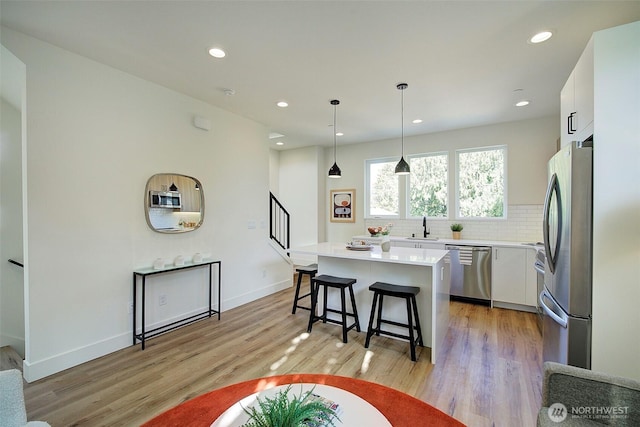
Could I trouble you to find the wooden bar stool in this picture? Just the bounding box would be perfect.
[365,282,424,361]
[291,264,318,314]
[307,274,361,343]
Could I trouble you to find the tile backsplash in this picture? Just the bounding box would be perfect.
[364,204,543,243]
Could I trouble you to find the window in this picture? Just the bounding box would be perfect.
[365,146,506,220]
[456,146,506,218]
[408,153,448,218]
[365,158,399,217]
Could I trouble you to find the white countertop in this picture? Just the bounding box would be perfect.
[288,242,448,267]
[352,235,543,249]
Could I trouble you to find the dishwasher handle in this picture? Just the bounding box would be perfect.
[445,245,491,252]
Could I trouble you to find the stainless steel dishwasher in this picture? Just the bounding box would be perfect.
[445,245,492,304]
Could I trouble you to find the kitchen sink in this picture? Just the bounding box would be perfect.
[406,237,439,241]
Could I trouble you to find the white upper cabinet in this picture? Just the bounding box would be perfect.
[560,38,594,147]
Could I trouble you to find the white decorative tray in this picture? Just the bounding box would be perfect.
[346,244,373,251]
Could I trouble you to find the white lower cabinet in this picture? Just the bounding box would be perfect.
[492,247,527,305]
[525,249,538,307]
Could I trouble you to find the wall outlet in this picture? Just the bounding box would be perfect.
[159,294,167,306]
[128,302,133,314]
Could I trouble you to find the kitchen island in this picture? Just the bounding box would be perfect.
[288,242,449,363]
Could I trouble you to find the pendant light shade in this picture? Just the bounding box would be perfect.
[328,162,341,177]
[395,156,410,174]
[328,99,342,178]
[395,83,410,175]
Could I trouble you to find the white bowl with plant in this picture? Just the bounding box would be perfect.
[241,384,340,427]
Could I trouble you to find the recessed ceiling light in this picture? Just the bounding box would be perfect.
[412,119,423,124]
[515,100,530,107]
[276,141,284,146]
[208,47,226,58]
[336,132,344,136]
[276,101,289,108]
[529,31,553,44]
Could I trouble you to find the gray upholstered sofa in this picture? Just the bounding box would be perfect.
[538,361,640,426]
[0,369,50,427]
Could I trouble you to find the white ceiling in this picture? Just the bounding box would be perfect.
[1,1,639,149]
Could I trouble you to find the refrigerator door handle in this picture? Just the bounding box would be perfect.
[540,289,568,328]
[543,172,560,274]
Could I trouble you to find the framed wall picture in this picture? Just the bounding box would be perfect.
[330,189,356,223]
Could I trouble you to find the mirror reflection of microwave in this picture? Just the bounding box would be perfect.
[150,190,182,209]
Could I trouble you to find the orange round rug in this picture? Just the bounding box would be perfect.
[142,373,465,426]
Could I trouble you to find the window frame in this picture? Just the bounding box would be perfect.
[364,145,508,221]
[454,145,508,220]
[405,151,449,220]
[364,157,402,219]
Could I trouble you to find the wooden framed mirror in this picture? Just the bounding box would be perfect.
[144,173,204,233]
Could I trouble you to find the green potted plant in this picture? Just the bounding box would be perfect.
[450,223,463,240]
[242,385,340,427]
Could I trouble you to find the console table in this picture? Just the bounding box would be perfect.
[133,259,221,349]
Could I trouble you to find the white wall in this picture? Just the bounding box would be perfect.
[269,149,280,198]
[591,21,640,380]
[1,27,292,381]
[324,116,559,243]
[0,95,25,356]
[277,146,323,265]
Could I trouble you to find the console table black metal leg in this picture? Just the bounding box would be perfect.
[141,275,146,350]
[208,264,213,318]
[217,262,221,319]
[132,273,136,346]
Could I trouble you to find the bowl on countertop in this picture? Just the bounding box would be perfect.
[367,227,382,237]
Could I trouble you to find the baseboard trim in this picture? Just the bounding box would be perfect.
[0,333,25,359]
[23,333,130,383]
[22,278,293,382]
[223,278,291,311]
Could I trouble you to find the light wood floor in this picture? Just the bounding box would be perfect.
[15,276,543,426]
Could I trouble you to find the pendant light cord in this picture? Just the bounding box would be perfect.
[401,87,405,156]
[394,83,410,175]
[333,103,337,163]
[328,99,342,178]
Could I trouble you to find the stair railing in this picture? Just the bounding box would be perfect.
[269,192,290,252]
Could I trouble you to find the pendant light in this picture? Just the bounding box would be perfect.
[328,99,342,178]
[395,83,410,175]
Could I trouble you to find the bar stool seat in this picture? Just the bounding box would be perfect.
[365,281,423,361]
[292,264,318,314]
[307,274,361,343]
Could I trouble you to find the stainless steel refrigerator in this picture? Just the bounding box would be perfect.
[540,138,593,369]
